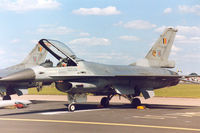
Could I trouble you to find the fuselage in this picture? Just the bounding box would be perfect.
[30,60,180,95]
[0,59,180,96]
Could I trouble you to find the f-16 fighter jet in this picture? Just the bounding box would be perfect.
[0,28,198,111]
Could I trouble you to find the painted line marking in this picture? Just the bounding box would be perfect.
[166,112,200,117]
[0,118,200,132]
[40,109,109,115]
[40,111,68,115]
[133,115,177,120]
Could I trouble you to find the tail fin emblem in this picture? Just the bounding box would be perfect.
[163,38,167,45]
[152,50,156,56]
[38,46,43,52]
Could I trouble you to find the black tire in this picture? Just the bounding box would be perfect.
[68,104,75,112]
[3,95,11,100]
[100,97,109,107]
[131,98,141,107]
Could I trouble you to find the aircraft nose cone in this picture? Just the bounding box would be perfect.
[1,69,35,82]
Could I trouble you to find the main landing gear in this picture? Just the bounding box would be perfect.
[67,95,142,112]
[100,95,114,108]
[0,92,11,100]
[131,98,141,107]
[100,95,142,108]
[100,97,109,107]
[67,95,112,112]
[3,95,11,100]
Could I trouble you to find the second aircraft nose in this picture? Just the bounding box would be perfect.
[0,69,36,82]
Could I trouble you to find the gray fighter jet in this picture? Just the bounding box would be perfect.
[0,28,197,111]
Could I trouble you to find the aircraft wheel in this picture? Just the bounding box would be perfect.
[68,104,75,112]
[100,97,109,107]
[131,98,141,108]
[3,95,11,100]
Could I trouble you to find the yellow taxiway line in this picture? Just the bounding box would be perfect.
[0,117,199,132]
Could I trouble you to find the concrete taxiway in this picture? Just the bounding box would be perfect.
[0,96,200,133]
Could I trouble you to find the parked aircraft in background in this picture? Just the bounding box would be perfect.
[0,100,31,109]
[0,28,199,111]
[181,73,200,84]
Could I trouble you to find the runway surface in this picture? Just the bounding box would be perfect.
[1,96,200,133]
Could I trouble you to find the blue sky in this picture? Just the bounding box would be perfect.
[0,0,199,74]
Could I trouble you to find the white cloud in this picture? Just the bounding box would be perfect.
[0,0,60,12]
[155,25,200,36]
[79,32,90,37]
[0,49,5,55]
[69,37,111,46]
[155,25,200,44]
[123,20,156,29]
[176,35,186,40]
[30,39,38,44]
[176,26,200,36]
[37,25,74,35]
[97,53,134,60]
[10,39,20,43]
[119,35,140,41]
[176,35,200,44]
[172,45,181,52]
[179,5,200,15]
[183,54,200,59]
[85,52,135,65]
[154,26,174,32]
[163,8,172,14]
[179,53,200,65]
[72,6,121,16]
[113,21,123,26]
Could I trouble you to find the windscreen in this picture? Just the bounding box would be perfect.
[39,39,77,61]
[48,40,76,59]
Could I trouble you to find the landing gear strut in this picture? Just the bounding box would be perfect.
[131,98,141,107]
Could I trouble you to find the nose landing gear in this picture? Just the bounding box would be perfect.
[68,103,76,112]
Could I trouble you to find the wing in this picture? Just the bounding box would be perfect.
[49,75,183,81]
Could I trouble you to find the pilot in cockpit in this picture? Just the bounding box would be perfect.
[57,58,77,67]
[57,58,67,67]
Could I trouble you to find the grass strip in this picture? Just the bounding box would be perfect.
[28,84,200,98]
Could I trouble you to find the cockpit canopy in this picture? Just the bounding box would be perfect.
[39,39,78,66]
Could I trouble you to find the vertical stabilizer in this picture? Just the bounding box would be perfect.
[7,43,47,70]
[22,43,47,66]
[145,28,177,61]
[133,28,177,68]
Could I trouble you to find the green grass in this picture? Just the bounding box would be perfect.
[28,84,200,98]
[28,84,66,95]
[155,84,200,98]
